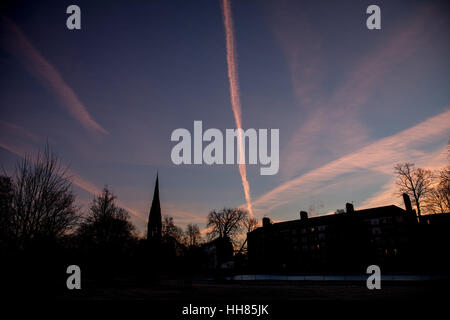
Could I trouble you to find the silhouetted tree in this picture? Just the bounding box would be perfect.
[0,175,14,247]
[77,187,135,250]
[237,216,259,254]
[207,207,248,243]
[437,164,450,209]
[158,215,186,271]
[162,215,184,243]
[425,180,450,213]
[243,216,259,233]
[186,223,201,247]
[395,163,433,217]
[75,187,136,281]
[424,147,450,213]
[6,147,79,248]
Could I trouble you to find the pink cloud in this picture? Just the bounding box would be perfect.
[1,16,108,135]
[361,144,450,209]
[163,202,209,225]
[0,120,41,144]
[277,4,439,179]
[251,108,450,217]
[266,0,324,108]
[0,128,147,222]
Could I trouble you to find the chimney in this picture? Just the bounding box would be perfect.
[403,193,412,212]
[262,217,271,228]
[300,211,308,220]
[346,203,354,214]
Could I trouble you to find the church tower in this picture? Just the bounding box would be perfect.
[147,174,162,242]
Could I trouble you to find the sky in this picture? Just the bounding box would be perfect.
[0,0,449,235]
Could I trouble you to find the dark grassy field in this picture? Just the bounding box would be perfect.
[62,278,448,301]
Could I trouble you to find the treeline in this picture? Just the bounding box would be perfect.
[0,146,256,249]
[0,147,139,252]
[0,146,257,297]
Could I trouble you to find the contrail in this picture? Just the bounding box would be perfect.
[250,108,450,215]
[1,16,108,135]
[221,0,253,217]
[0,140,146,222]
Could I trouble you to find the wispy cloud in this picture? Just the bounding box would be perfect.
[275,4,439,179]
[1,16,108,135]
[221,0,253,217]
[361,144,449,209]
[251,108,450,217]
[163,202,208,225]
[162,202,212,236]
[267,0,324,108]
[0,120,41,144]
[0,125,146,222]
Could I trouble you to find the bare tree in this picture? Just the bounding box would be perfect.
[162,215,184,243]
[237,216,259,254]
[0,176,14,246]
[395,163,433,216]
[243,216,259,233]
[438,164,450,210]
[8,147,79,247]
[424,152,450,213]
[425,184,449,214]
[77,187,135,247]
[206,207,248,242]
[186,223,201,247]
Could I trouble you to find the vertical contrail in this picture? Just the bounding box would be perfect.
[221,0,253,217]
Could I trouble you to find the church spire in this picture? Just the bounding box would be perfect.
[147,173,162,241]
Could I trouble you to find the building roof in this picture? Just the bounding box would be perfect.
[250,205,410,234]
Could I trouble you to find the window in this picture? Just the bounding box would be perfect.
[381,217,393,224]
